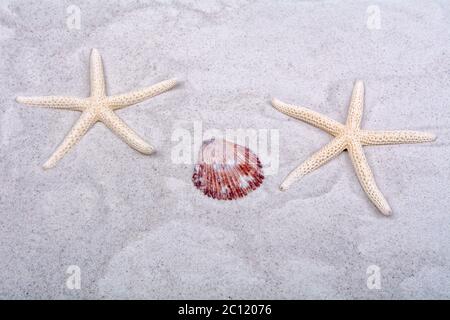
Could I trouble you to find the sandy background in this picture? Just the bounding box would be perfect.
[0,0,449,299]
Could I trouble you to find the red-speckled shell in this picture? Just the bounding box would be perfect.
[192,138,264,200]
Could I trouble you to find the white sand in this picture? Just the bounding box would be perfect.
[0,0,449,299]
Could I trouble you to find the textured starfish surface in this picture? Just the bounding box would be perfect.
[17,49,177,169]
[272,80,436,215]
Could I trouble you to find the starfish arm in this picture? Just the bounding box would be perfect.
[346,80,364,129]
[99,109,154,154]
[280,136,347,191]
[43,110,97,169]
[271,98,344,136]
[106,79,177,110]
[360,130,436,145]
[90,49,106,97]
[348,140,392,215]
[16,96,86,111]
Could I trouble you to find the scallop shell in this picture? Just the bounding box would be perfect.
[192,138,264,200]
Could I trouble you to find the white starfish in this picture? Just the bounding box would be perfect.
[17,49,176,169]
[272,80,436,215]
